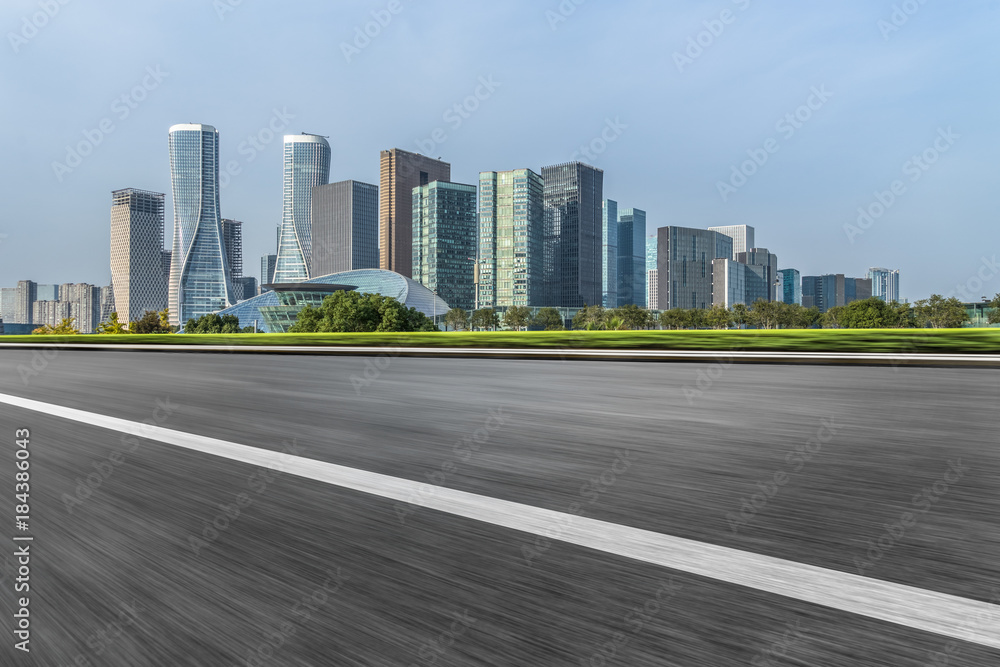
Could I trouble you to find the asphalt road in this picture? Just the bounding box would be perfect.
[0,349,998,666]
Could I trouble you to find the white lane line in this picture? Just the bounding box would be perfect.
[1,342,999,364]
[2,390,998,649]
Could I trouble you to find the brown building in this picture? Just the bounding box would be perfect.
[379,149,450,277]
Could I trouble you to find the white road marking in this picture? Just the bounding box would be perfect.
[1,390,998,649]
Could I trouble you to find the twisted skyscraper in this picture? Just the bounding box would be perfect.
[167,124,235,326]
[274,134,331,281]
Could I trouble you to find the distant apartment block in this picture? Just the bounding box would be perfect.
[380,149,451,277]
[868,267,900,303]
[311,180,379,277]
[59,283,101,332]
[412,180,478,311]
[260,254,277,289]
[111,188,168,322]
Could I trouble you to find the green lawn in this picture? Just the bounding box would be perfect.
[2,329,999,353]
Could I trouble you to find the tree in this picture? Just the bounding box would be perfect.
[502,306,532,331]
[704,305,734,330]
[572,304,605,330]
[290,291,437,333]
[782,303,821,329]
[732,303,750,328]
[532,307,565,330]
[987,294,1000,324]
[96,312,129,334]
[913,295,969,329]
[612,304,651,330]
[749,299,783,330]
[821,306,845,329]
[470,308,500,331]
[32,318,79,335]
[605,316,626,330]
[185,313,254,334]
[658,309,689,330]
[686,309,706,329]
[444,307,469,331]
[131,310,172,334]
[838,298,910,329]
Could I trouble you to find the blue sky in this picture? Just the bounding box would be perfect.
[1,0,998,302]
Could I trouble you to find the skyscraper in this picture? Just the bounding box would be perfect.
[542,162,604,308]
[15,280,36,325]
[868,268,900,303]
[412,181,478,311]
[646,236,658,309]
[802,274,871,312]
[777,268,802,305]
[260,254,277,288]
[275,134,331,281]
[601,199,618,308]
[617,208,646,307]
[311,180,379,277]
[59,283,101,332]
[111,188,167,323]
[657,227,732,310]
[167,123,235,326]
[379,149,451,278]
[707,225,754,257]
[736,248,779,301]
[478,169,545,309]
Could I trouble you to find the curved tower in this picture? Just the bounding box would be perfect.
[273,134,331,281]
[167,123,235,326]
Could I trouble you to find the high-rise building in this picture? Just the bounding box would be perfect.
[646,236,658,309]
[412,180,478,311]
[712,259,769,308]
[657,227,733,310]
[868,268,900,303]
[707,225,754,258]
[260,254,277,289]
[802,274,871,312]
[234,277,258,302]
[99,285,115,323]
[478,169,545,309]
[59,283,101,332]
[601,200,618,308]
[0,288,17,322]
[777,268,801,305]
[275,134,331,281]
[161,251,172,283]
[617,208,646,307]
[167,124,235,325]
[36,284,59,301]
[736,248,779,301]
[542,162,604,308]
[221,218,245,300]
[311,180,379,277]
[379,149,451,278]
[111,188,168,323]
[15,280,37,325]
[33,300,70,328]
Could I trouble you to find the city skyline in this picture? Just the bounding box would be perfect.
[1,2,996,303]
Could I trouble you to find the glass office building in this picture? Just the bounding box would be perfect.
[274,134,331,281]
[657,227,732,310]
[736,248,779,301]
[778,268,801,305]
[311,180,379,277]
[216,269,450,332]
[478,169,545,309]
[601,199,618,308]
[617,208,646,307]
[707,225,754,257]
[412,181,478,312]
[541,162,604,308]
[167,123,235,325]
